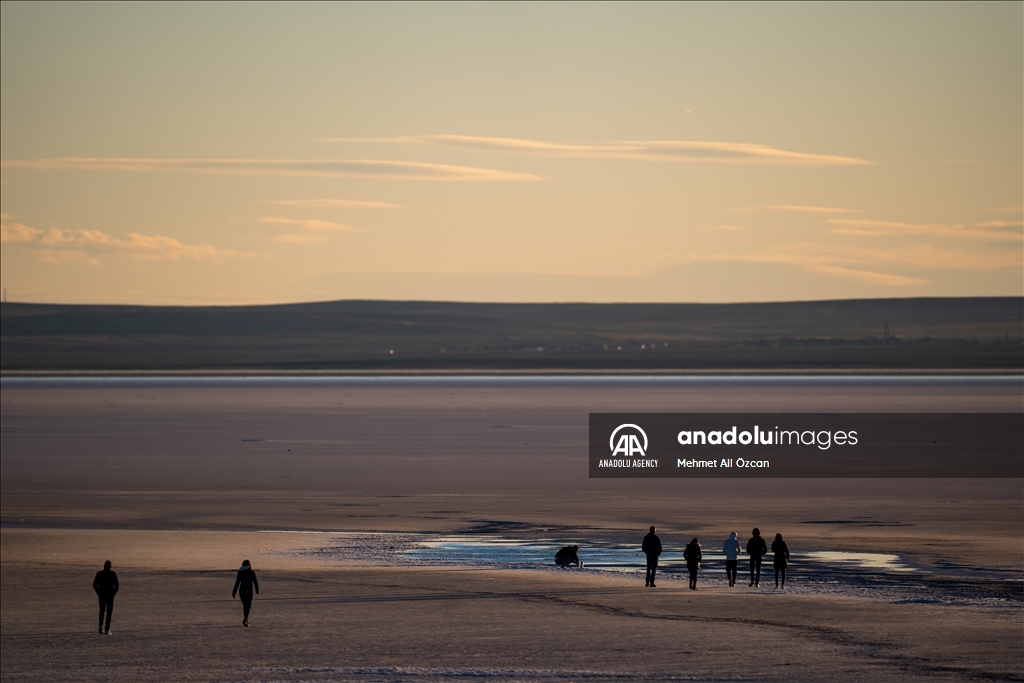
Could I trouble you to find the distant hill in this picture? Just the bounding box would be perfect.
[1,298,1021,372]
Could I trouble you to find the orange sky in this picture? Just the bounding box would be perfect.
[1,3,1021,304]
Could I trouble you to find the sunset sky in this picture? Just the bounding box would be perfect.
[1,2,1021,304]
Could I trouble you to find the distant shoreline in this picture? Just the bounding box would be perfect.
[2,368,1021,378]
[5,297,1020,373]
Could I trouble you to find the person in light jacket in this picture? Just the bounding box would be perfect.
[722,532,741,587]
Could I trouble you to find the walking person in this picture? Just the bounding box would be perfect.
[641,526,662,587]
[683,538,702,590]
[231,559,260,627]
[722,531,741,587]
[93,560,119,635]
[772,533,790,589]
[746,528,768,587]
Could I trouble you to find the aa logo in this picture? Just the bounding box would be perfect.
[610,424,648,457]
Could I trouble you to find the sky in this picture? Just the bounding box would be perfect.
[1,2,1021,305]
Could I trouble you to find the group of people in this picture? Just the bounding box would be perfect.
[96,527,790,633]
[92,559,260,634]
[646,526,789,590]
[553,526,790,590]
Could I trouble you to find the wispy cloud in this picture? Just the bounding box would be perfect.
[991,206,1024,214]
[714,224,746,231]
[0,157,542,182]
[730,205,865,214]
[0,215,40,243]
[0,214,251,262]
[828,218,1023,242]
[324,135,873,166]
[690,238,1022,287]
[264,199,400,209]
[693,251,925,286]
[259,217,354,233]
[849,243,1024,270]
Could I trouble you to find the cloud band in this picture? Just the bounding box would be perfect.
[324,135,873,166]
[1,215,250,263]
[0,157,542,182]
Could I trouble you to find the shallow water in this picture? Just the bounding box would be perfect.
[400,536,917,575]
[383,534,1023,607]
[3,374,1020,388]
[804,550,915,572]
[404,536,686,572]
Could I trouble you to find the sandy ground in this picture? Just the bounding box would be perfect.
[1,378,1022,681]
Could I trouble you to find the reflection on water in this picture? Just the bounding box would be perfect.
[400,536,918,575]
[404,537,683,571]
[803,551,915,572]
[302,532,1019,605]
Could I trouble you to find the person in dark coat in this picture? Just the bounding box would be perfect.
[92,560,119,635]
[746,528,768,587]
[772,533,790,588]
[641,526,662,587]
[231,559,260,627]
[554,545,582,568]
[683,538,702,590]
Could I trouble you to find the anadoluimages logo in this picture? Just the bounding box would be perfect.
[609,423,648,457]
[590,413,1024,478]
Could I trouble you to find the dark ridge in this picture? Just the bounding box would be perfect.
[1,297,1021,371]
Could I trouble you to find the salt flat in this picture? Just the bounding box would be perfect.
[1,377,1021,681]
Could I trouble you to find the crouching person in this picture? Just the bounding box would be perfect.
[554,545,582,568]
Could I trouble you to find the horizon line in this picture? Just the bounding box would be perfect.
[1,294,1021,310]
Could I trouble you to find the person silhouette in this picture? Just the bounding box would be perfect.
[641,526,662,587]
[231,559,260,627]
[772,533,790,588]
[683,538,702,590]
[722,531,741,587]
[554,545,582,568]
[746,528,768,587]
[92,560,119,635]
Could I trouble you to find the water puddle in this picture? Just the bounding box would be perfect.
[403,536,684,571]
[299,533,1020,606]
[803,551,915,573]
[399,536,920,576]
